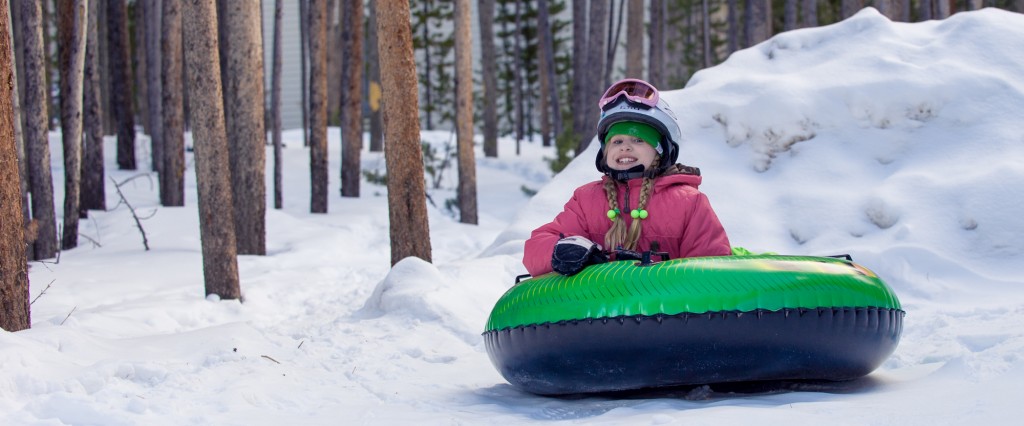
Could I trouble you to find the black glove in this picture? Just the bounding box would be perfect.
[551,236,609,276]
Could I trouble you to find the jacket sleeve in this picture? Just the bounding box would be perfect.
[523,188,594,277]
[678,192,732,258]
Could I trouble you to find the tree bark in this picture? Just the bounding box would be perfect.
[478,0,498,158]
[326,0,340,124]
[537,0,561,142]
[747,0,773,46]
[19,0,58,260]
[511,0,524,153]
[648,0,665,85]
[181,0,240,299]
[453,0,476,224]
[108,0,136,170]
[145,0,163,174]
[577,0,607,155]
[272,0,283,209]
[625,0,643,78]
[134,0,149,136]
[222,0,266,255]
[81,0,105,213]
[57,0,88,250]
[8,0,31,244]
[160,0,184,207]
[571,0,588,154]
[801,0,818,27]
[309,0,328,213]
[366,0,383,153]
[340,0,363,198]
[376,0,431,265]
[0,0,31,332]
[299,0,309,146]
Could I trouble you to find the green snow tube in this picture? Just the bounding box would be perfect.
[483,254,904,395]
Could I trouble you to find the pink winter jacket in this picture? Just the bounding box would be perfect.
[523,171,732,277]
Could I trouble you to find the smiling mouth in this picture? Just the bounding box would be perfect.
[616,157,638,165]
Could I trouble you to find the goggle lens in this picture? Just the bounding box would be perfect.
[599,79,659,109]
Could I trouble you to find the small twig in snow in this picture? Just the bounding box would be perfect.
[261,355,281,364]
[30,279,56,305]
[110,177,151,251]
[60,306,77,325]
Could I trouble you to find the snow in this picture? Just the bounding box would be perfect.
[4,7,1024,425]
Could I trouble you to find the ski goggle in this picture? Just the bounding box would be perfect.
[598,78,659,110]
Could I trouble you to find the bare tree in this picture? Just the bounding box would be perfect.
[577,0,608,154]
[326,0,340,124]
[537,0,562,142]
[1,0,31,332]
[272,0,283,209]
[8,0,31,243]
[366,0,383,153]
[19,0,57,259]
[478,0,498,158]
[309,0,328,213]
[801,0,819,28]
[299,0,309,146]
[108,0,136,170]
[746,0,773,47]
[571,0,588,153]
[134,0,149,136]
[841,0,863,20]
[376,0,431,265]
[453,0,476,224]
[57,0,88,250]
[649,0,665,85]
[222,0,266,255]
[182,0,240,299]
[81,0,105,213]
[145,0,163,174]
[161,0,185,207]
[625,0,643,78]
[339,0,363,198]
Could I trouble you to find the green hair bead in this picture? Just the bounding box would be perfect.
[630,209,649,219]
[607,209,620,220]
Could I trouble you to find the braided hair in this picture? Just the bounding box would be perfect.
[603,157,660,251]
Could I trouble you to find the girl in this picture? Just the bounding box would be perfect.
[523,79,731,276]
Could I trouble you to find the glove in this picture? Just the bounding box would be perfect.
[551,236,608,276]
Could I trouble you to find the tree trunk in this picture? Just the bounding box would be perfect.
[181,0,240,300]
[648,0,665,85]
[19,0,57,260]
[453,0,476,224]
[108,0,136,170]
[571,0,588,154]
[577,0,607,155]
[299,0,309,146]
[478,0,498,158]
[512,0,524,154]
[272,0,283,209]
[801,0,818,27]
[784,0,797,31]
[134,0,149,136]
[701,0,712,69]
[8,0,31,243]
[145,0,163,174]
[376,0,431,265]
[326,0,340,125]
[160,0,184,207]
[41,0,56,130]
[222,0,266,255]
[604,0,623,88]
[749,0,773,46]
[309,0,328,213]
[340,0,363,198]
[81,0,105,214]
[537,0,561,141]
[0,0,31,332]
[57,0,88,250]
[366,0,383,153]
[625,0,643,78]
[841,0,863,20]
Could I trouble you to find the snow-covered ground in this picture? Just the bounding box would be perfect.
[3,7,1024,425]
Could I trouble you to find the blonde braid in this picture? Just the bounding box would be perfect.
[623,157,660,250]
[602,179,627,251]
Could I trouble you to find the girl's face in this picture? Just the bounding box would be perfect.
[604,135,658,171]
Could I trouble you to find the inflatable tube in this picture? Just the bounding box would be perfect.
[483,255,904,395]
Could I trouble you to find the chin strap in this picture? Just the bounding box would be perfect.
[608,165,663,182]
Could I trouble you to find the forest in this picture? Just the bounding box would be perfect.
[1,0,1022,332]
